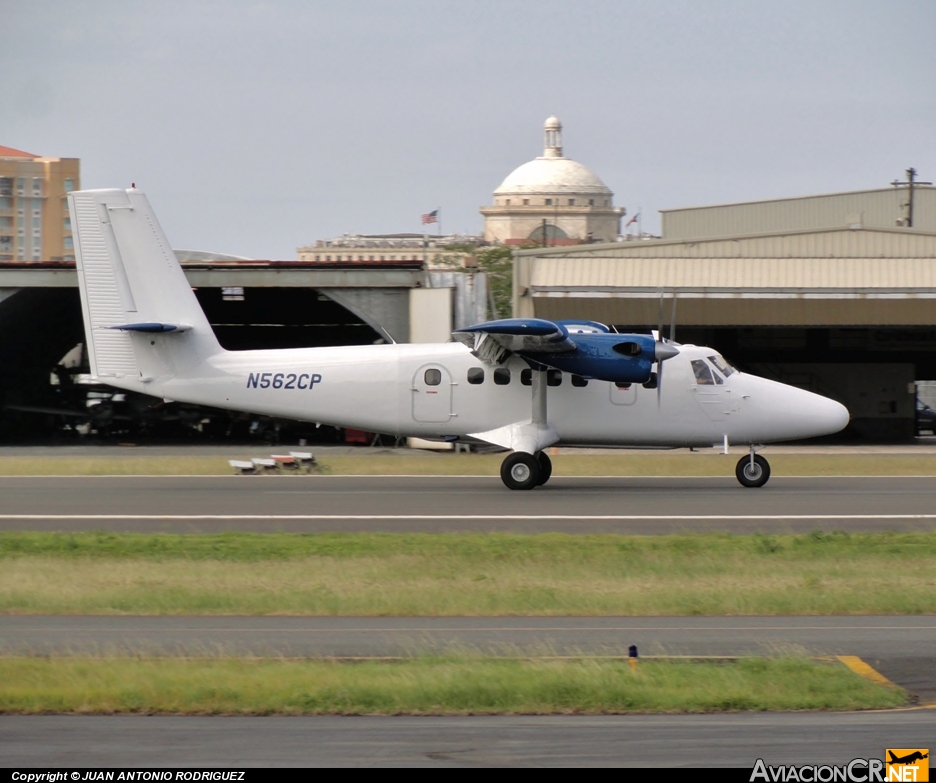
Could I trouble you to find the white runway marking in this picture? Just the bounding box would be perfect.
[1,474,934,479]
[2,514,936,521]
[15,624,936,632]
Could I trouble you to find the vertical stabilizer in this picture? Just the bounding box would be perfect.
[69,188,222,389]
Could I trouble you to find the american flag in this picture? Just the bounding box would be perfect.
[421,210,438,225]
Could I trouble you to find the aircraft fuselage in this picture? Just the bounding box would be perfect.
[132,339,848,449]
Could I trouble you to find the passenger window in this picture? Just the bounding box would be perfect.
[521,369,532,386]
[690,360,715,385]
[425,368,442,386]
[467,368,484,385]
[571,375,588,387]
[494,368,511,385]
[547,370,562,387]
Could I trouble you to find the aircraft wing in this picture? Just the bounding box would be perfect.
[454,317,675,385]
[453,319,576,364]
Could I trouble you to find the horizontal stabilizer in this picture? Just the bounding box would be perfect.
[107,322,192,333]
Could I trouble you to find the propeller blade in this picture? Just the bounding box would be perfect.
[653,341,679,408]
[657,287,664,337]
[669,292,677,343]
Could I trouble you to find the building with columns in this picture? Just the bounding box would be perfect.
[480,117,624,246]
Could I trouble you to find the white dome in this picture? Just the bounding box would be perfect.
[494,156,612,196]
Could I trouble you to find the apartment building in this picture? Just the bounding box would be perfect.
[0,145,80,262]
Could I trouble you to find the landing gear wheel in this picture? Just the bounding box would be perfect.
[535,451,553,486]
[501,452,541,490]
[736,454,770,488]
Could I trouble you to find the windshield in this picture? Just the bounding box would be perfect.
[708,354,736,377]
[691,359,716,385]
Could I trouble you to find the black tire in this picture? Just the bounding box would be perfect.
[735,454,770,488]
[536,451,553,485]
[501,452,541,490]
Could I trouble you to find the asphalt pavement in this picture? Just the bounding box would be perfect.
[2,712,934,767]
[1,475,935,534]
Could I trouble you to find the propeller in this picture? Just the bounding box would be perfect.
[653,289,679,406]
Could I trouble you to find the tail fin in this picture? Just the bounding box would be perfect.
[69,188,222,391]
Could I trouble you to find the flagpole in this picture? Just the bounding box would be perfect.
[437,207,442,237]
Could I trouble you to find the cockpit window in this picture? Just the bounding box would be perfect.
[708,354,735,378]
[691,359,716,385]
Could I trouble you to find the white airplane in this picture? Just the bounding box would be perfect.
[68,187,849,490]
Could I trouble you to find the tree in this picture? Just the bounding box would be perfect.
[472,245,514,319]
[433,244,517,319]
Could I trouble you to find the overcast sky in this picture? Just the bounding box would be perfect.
[3,1,934,258]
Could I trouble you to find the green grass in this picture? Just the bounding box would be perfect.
[0,453,933,476]
[0,656,905,715]
[2,531,935,615]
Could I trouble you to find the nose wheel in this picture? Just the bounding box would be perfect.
[736,452,770,488]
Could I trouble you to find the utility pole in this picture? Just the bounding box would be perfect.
[891,168,932,228]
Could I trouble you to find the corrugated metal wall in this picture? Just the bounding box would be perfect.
[529,256,936,290]
[662,188,936,239]
[530,296,936,327]
[522,228,936,260]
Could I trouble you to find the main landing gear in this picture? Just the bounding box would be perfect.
[736,446,770,488]
[501,451,553,490]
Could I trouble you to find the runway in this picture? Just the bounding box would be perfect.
[1,712,934,767]
[1,475,936,533]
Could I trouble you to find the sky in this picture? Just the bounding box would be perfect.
[3,1,934,258]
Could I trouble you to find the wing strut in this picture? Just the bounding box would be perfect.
[532,368,547,425]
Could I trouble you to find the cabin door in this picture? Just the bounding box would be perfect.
[412,364,454,423]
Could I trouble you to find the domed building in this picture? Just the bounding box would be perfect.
[480,117,624,245]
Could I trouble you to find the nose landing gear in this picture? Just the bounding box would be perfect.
[736,446,770,488]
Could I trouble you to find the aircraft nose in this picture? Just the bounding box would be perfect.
[829,399,850,432]
[809,394,850,436]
